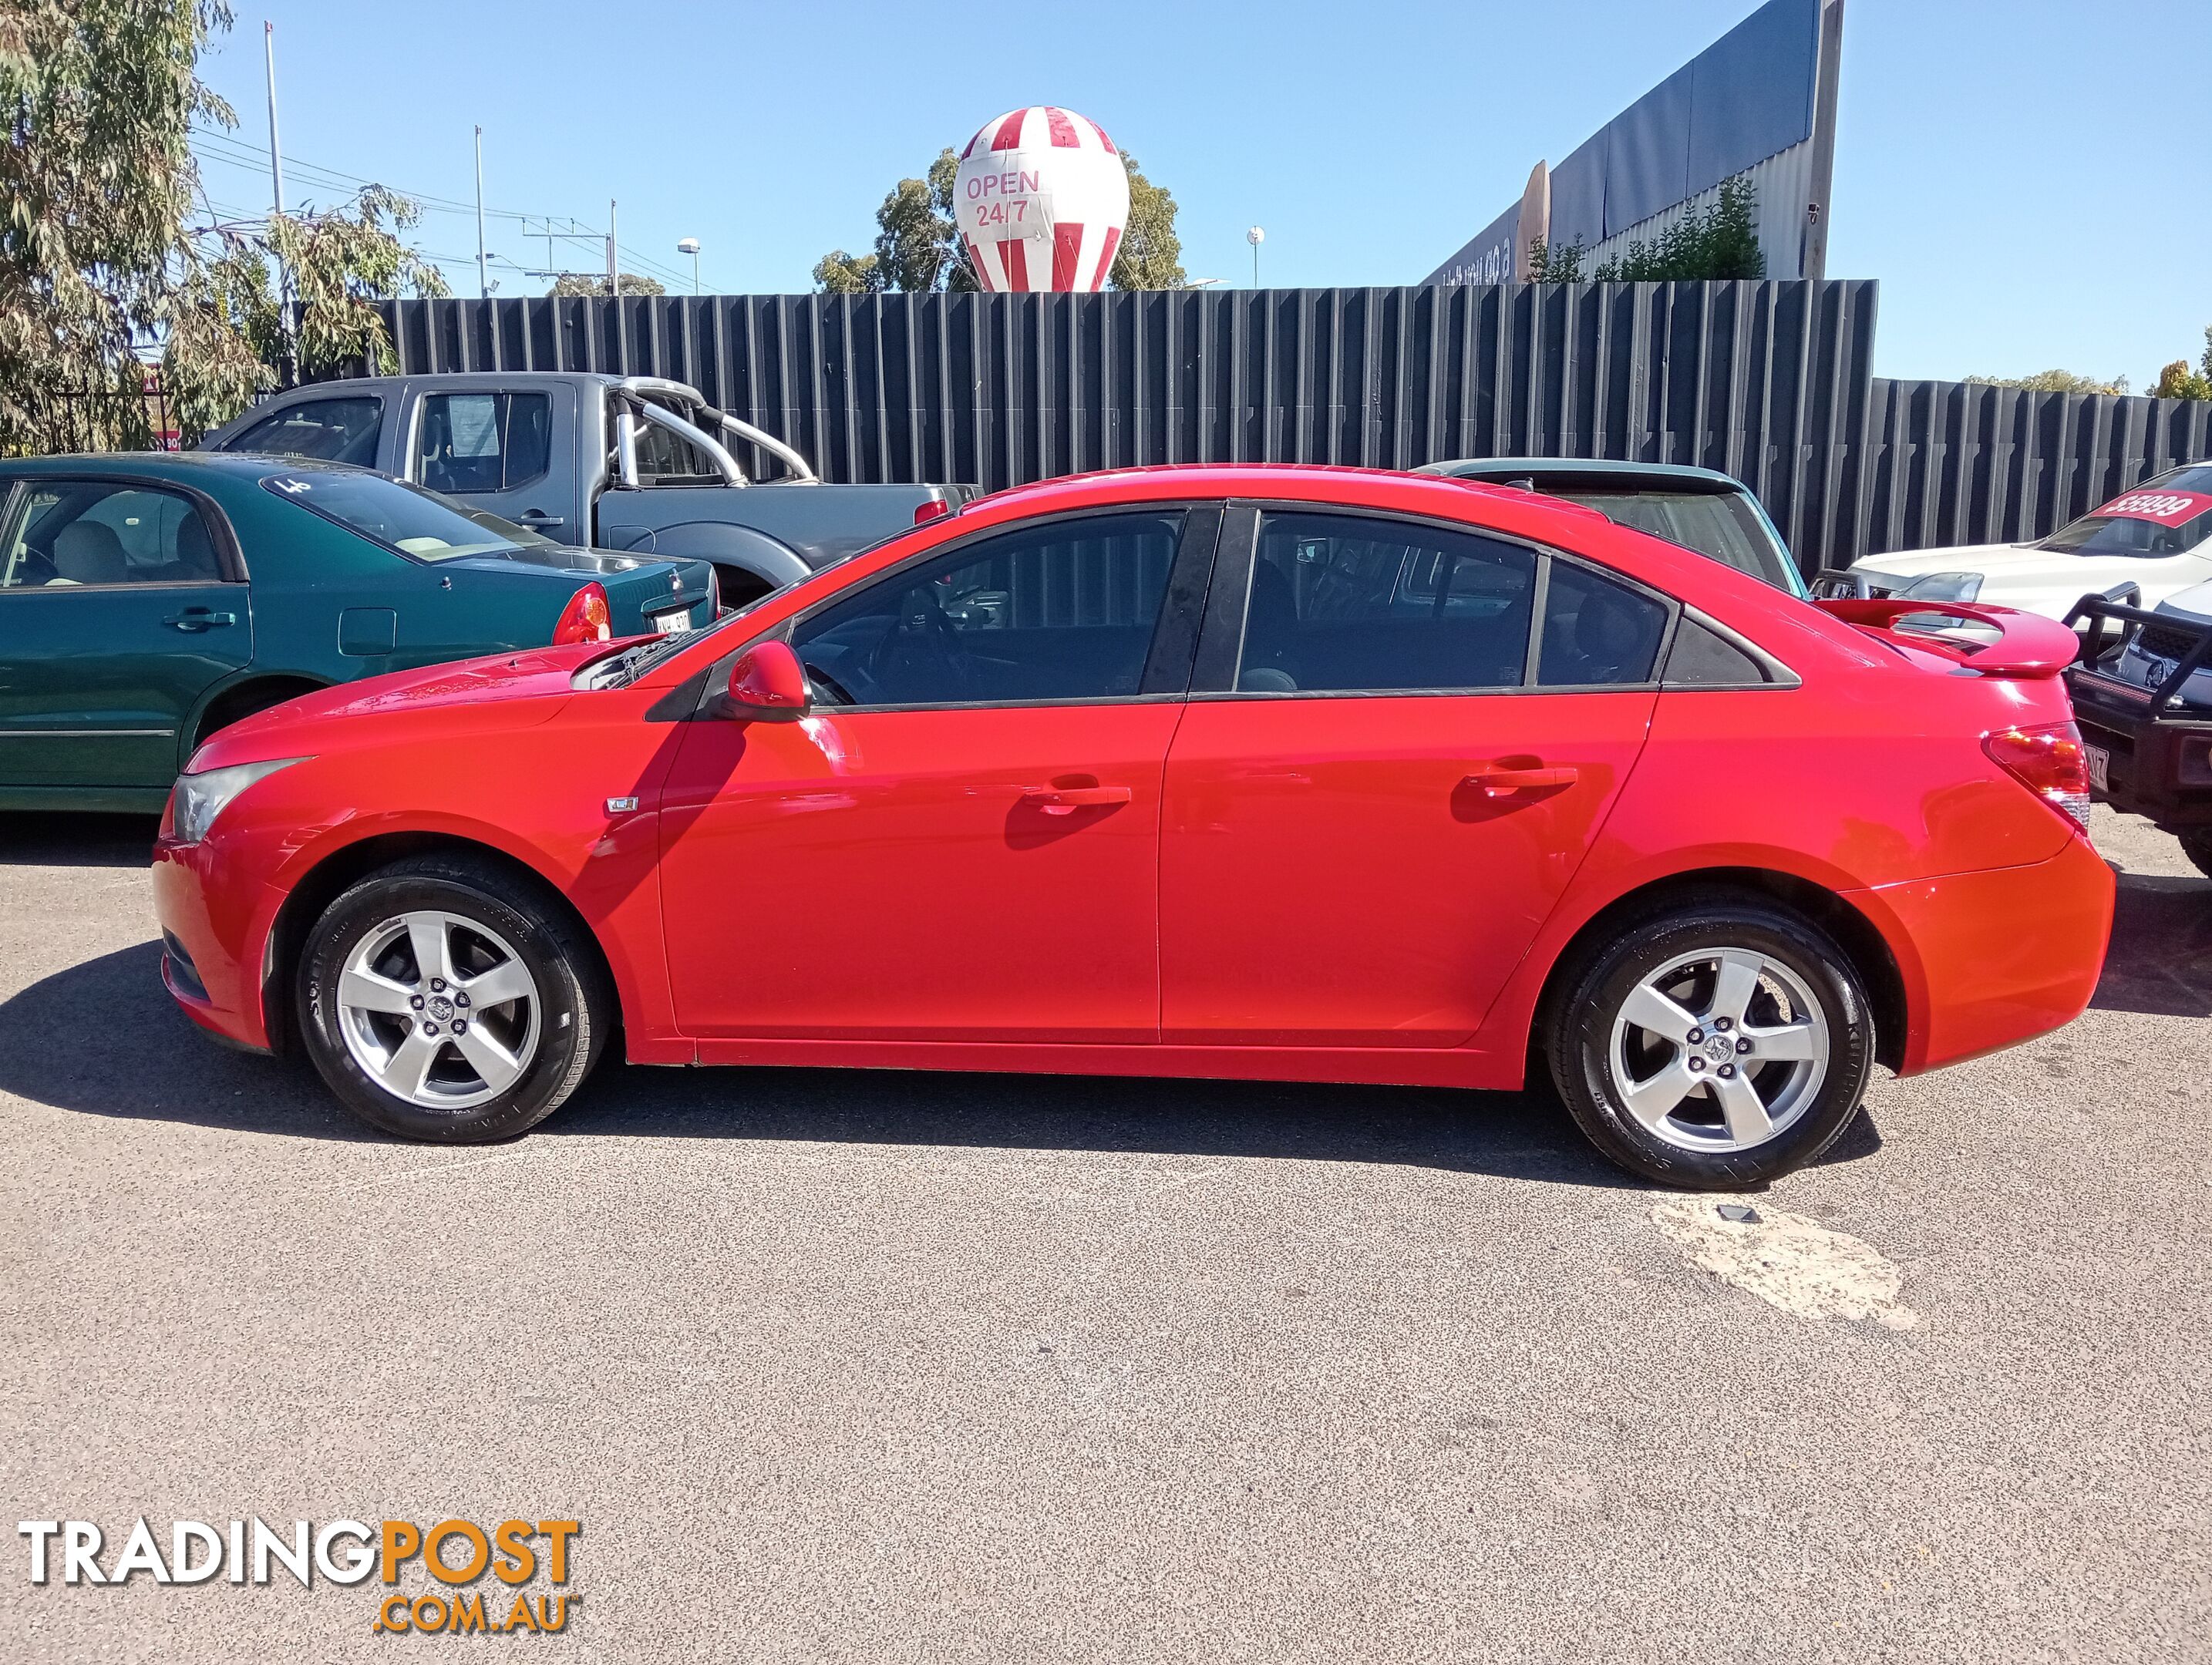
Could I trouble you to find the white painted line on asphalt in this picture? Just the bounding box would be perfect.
[1651,1195,1919,1328]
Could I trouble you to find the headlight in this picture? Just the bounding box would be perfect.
[171,757,310,843]
[1901,570,1984,603]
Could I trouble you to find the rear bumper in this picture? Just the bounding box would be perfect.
[1870,832,2115,1075]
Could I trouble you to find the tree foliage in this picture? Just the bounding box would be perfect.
[1527,175,1764,284]
[1,0,444,453]
[549,272,665,298]
[814,149,1181,293]
[1965,368,2131,395]
[2150,328,2212,401]
[1109,156,1183,290]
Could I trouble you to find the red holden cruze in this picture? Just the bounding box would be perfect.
[151,466,2113,1186]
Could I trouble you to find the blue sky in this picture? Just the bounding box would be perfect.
[190,0,2209,387]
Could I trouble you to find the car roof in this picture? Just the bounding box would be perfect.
[942,462,1615,530]
[1417,457,1752,492]
[0,451,362,483]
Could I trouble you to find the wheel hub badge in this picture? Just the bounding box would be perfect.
[426,994,455,1023]
[1702,1035,1736,1066]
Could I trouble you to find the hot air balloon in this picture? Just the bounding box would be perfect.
[953,106,1130,293]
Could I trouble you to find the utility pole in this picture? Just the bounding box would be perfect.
[473,126,489,300]
[263,22,284,216]
[608,200,619,296]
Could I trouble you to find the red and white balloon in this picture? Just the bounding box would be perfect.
[953,107,1130,294]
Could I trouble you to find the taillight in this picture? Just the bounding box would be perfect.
[914,500,948,525]
[551,581,611,645]
[1983,721,2091,832]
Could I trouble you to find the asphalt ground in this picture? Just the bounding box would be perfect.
[2,806,2207,1663]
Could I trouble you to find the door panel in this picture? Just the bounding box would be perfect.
[409,385,579,540]
[0,481,251,789]
[1160,691,1656,1048]
[657,702,1179,1041]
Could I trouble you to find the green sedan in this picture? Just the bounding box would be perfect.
[0,452,715,812]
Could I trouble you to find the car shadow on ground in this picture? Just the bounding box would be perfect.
[2089,868,2212,1020]
[0,940,1884,1187]
[0,812,161,868]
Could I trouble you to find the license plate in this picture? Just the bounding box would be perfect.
[2085,742,2110,793]
[651,608,692,635]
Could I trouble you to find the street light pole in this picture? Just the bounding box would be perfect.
[608,200,619,296]
[473,126,489,300]
[263,23,284,217]
[678,237,701,295]
[1247,225,1264,288]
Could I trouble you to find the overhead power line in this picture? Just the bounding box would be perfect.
[190,126,702,291]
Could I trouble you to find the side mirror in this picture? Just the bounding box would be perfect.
[719,640,810,722]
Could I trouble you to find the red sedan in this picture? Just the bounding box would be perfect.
[151,466,2113,1187]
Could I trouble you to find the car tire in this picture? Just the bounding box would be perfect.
[2180,829,2212,884]
[1545,900,1875,1189]
[296,855,609,1142]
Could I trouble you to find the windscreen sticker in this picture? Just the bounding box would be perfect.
[2090,489,2212,526]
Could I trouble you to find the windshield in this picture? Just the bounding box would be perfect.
[260,469,547,562]
[2039,466,2212,559]
[1550,486,1806,596]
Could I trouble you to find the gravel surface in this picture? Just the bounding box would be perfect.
[2,806,2207,1663]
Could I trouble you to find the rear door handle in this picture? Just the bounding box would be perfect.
[1021,784,1133,815]
[163,610,237,631]
[1463,765,1577,799]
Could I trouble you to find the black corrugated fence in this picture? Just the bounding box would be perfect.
[374,284,2210,570]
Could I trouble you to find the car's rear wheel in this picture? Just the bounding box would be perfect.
[1546,901,1874,1189]
[296,856,608,1142]
[2179,829,2212,883]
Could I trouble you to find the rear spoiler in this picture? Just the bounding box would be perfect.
[1812,598,2079,679]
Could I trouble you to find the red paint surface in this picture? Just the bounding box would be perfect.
[998,237,1029,291]
[1045,106,1079,147]
[1051,222,1085,291]
[1088,225,1122,292]
[157,465,2116,1097]
[2089,489,2212,527]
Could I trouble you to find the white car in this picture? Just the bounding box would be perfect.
[1820,462,2212,619]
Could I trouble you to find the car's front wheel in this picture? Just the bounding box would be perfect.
[296,855,609,1142]
[1546,900,1875,1189]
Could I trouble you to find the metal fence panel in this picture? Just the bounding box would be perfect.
[368,286,2212,570]
[1853,378,2212,560]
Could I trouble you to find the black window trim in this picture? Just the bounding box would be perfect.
[0,472,250,590]
[1187,498,1684,701]
[694,502,1223,718]
[1661,605,1801,691]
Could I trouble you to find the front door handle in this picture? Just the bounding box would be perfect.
[1463,765,1577,799]
[517,510,566,529]
[1021,784,1133,816]
[163,610,237,631]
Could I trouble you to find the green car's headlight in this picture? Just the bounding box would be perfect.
[172,757,310,844]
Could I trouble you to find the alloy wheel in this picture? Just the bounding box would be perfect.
[335,910,542,1111]
[1606,947,1830,1152]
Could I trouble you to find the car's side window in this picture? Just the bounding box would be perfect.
[0,483,224,590]
[227,396,384,466]
[1537,561,1669,686]
[415,392,552,494]
[791,511,1185,708]
[1238,511,1537,693]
